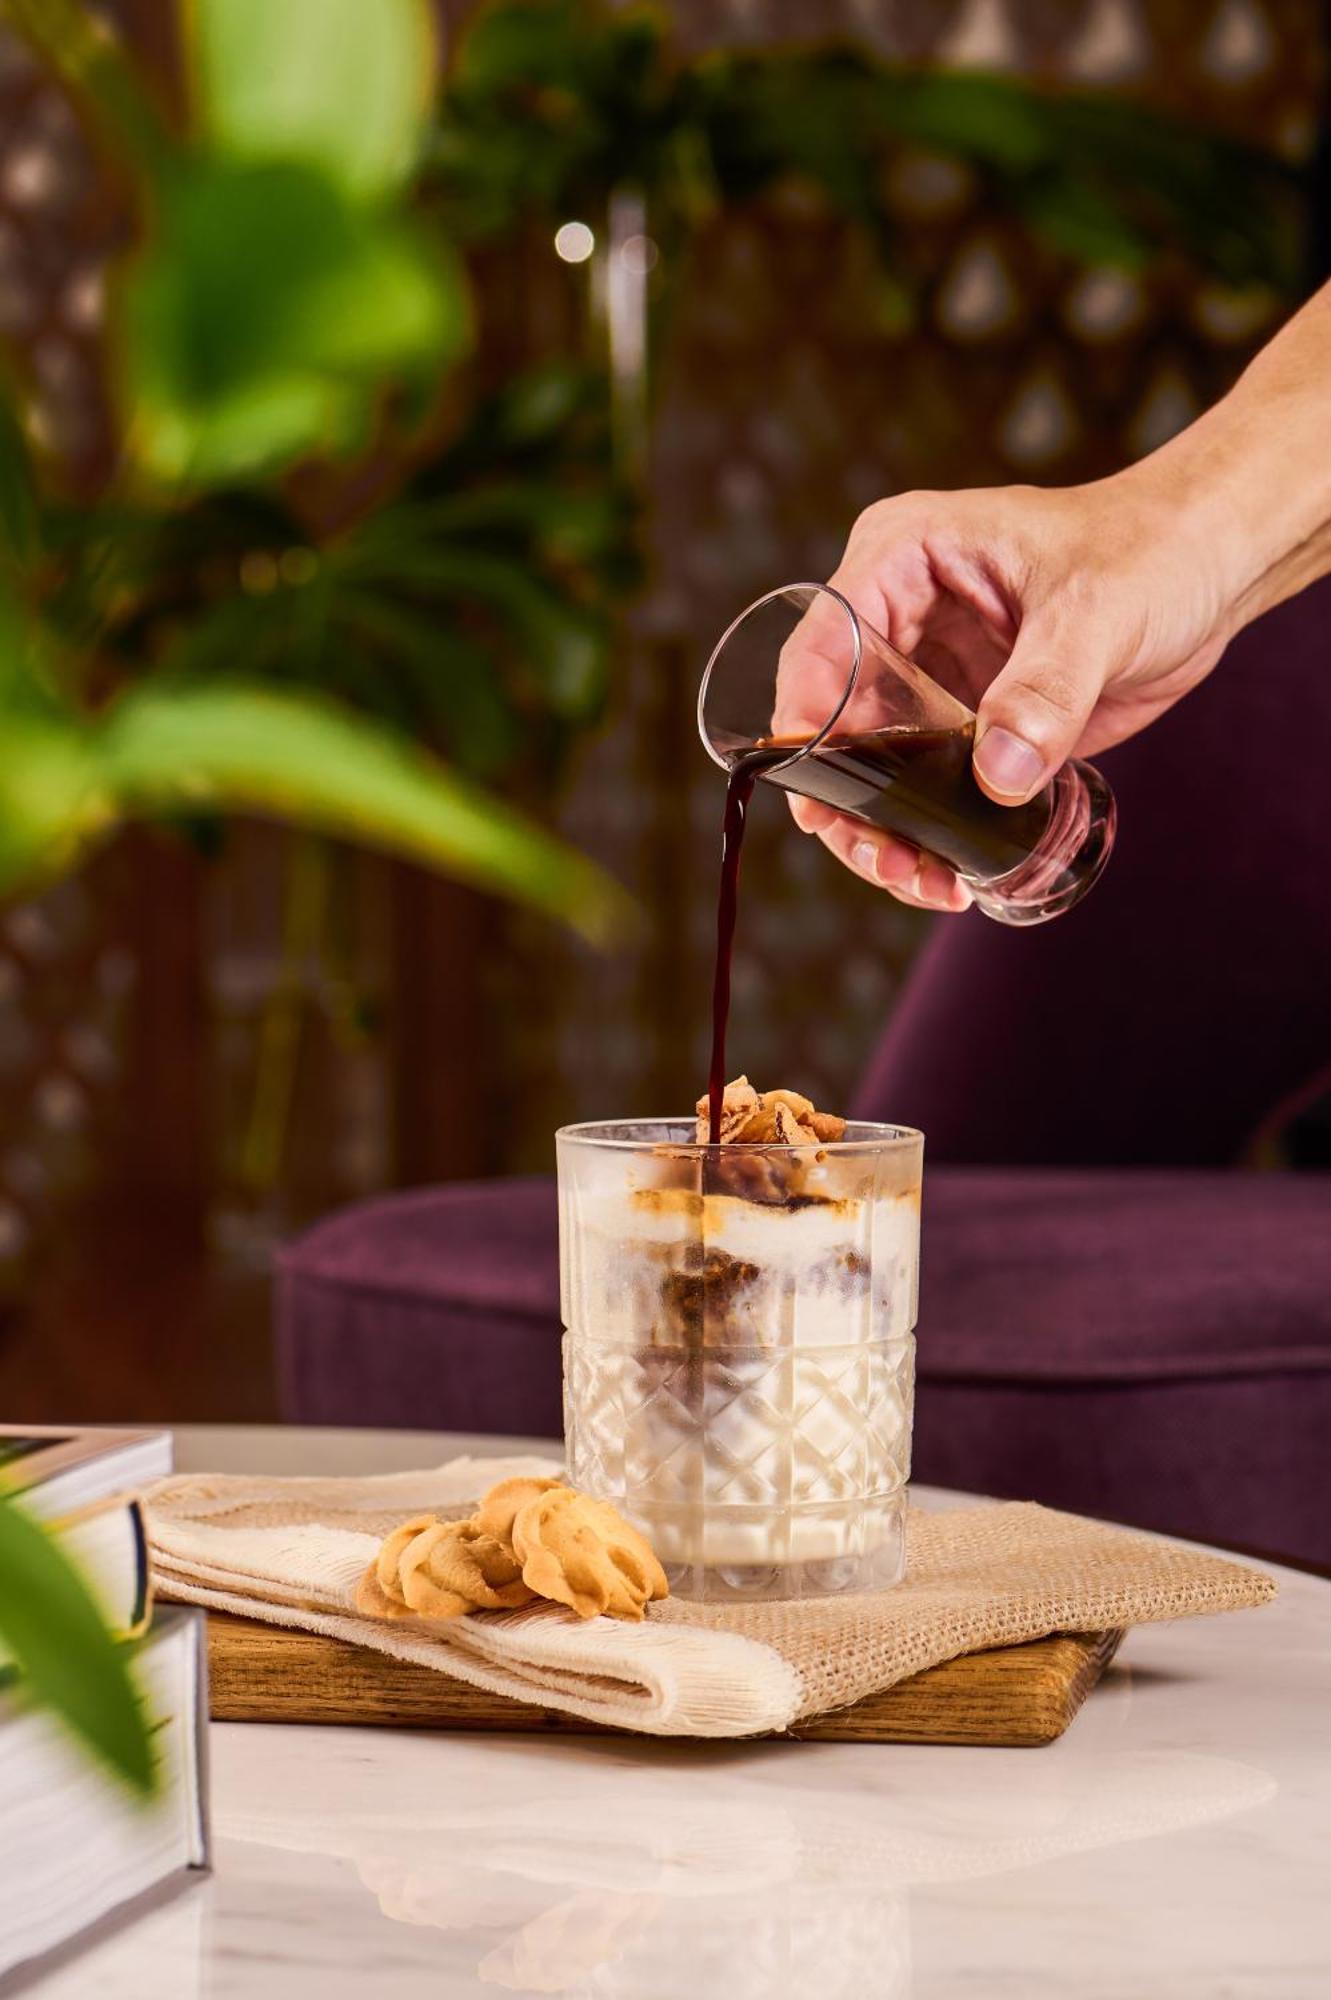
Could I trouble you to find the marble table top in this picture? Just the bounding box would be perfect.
[31,1424,1331,1999]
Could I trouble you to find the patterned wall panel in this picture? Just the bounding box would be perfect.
[511,0,1323,1162]
[0,12,129,1313]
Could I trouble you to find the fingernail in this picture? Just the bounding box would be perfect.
[918,854,960,907]
[974,726,1045,799]
[875,843,918,888]
[851,839,880,883]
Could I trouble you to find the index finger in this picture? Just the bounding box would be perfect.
[771,586,860,744]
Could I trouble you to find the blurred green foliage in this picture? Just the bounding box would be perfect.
[123,157,463,485]
[0,0,630,942]
[0,1490,155,1797]
[192,0,435,201]
[83,361,631,786]
[116,0,465,482]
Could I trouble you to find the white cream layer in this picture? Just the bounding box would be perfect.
[561,1188,919,1349]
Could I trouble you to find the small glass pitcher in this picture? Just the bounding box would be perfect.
[698,580,1116,925]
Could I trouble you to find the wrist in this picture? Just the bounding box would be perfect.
[1123,350,1331,629]
[1088,446,1248,639]
[1115,413,1266,607]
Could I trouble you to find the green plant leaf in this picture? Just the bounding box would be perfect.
[0,1495,155,1796]
[334,532,608,709]
[336,594,522,773]
[190,0,437,200]
[0,573,92,724]
[0,716,112,892]
[118,160,468,483]
[494,361,595,445]
[98,681,631,943]
[1016,176,1151,271]
[0,566,114,880]
[884,71,1053,171]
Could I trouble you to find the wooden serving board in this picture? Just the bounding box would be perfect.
[207,1615,1122,1747]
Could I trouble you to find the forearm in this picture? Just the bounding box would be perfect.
[1123,281,1331,630]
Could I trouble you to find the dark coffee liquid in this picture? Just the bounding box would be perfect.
[705,725,1059,1140]
[764,723,1051,882]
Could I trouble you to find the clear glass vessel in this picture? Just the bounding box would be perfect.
[558,1117,923,1602]
[698,580,1116,925]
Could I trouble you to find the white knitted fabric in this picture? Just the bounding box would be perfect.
[147,1456,801,1736]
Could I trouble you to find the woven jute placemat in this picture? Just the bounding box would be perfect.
[659,1501,1274,1720]
[146,1458,1275,1738]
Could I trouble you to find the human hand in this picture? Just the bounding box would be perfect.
[791,472,1236,911]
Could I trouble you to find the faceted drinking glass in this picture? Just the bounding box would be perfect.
[558,1118,923,1603]
[698,580,1116,925]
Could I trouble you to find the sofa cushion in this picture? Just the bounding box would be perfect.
[277,1176,562,1439]
[276,1167,1331,1564]
[918,1168,1331,1384]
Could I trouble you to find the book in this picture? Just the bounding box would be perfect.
[0,1426,173,1515]
[0,1427,172,1650]
[0,1606,210,1991]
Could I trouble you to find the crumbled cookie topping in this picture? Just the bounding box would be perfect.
[694,1075,847,1146]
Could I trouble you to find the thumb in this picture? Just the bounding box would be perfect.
[972,619,1105,804]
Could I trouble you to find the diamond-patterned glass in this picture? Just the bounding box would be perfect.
[559,1119,922,1601]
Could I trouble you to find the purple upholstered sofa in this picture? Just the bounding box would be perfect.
[278,581,1331,1567]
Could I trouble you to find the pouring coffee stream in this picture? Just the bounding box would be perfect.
[705,720,1040,1145]
[705,727,983,1145]
[706,747,784,1147]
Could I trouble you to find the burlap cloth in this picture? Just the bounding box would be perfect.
[145,1454,1274,1740]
